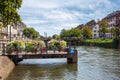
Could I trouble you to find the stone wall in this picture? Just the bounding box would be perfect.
[0,56,15,80]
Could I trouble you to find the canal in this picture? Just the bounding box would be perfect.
[7,46,120,80]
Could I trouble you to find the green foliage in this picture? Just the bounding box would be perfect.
[112,37,120,49]
[99,19,109,38]
[99,19,109,28]
[60,28,82,38]
[48,39,67,50]
[26,41,38,52]
[84,39,113,43]
[38,40,46,48]
[23,27,40,39]
[0,0,22,26]
[60,41,67,48]
[83,42,114,48]
[52,34,60,40]
[60,29,69,38]
[6,41,24,53]
[111,27,120,38]
[26,40,46,52]
[0,22,3,33]
[83,39,119,49]
[6,40,46,53]
[82,26,93,39]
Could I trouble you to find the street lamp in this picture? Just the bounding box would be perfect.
[44,32,48,53]
[8,25,12,41]
[68,36,71,49]
[44,32,47,37]
[19,30,23,39]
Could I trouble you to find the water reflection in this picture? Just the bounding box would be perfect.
[77,46,120,80]
[7,46,120,80]
[7,59,77,80]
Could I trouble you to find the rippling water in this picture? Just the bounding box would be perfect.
[7,46,120,80]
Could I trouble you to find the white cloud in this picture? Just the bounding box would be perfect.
[19,0,120,36]
[23,19,48,25]
[43,10,74,21]
[21,0,60,9]
[53,23,79,30]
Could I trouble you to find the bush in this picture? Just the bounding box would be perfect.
[112,38,119,48]
[83,39,116,48]
[6,40,46,53]
[6,41,24,53]
[25,41,38,52]
[25,40,46,53]
[48,39,67,50]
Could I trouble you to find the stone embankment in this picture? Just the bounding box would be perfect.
[0,56,15,80]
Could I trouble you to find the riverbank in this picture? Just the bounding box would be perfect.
[0,56,15,80]
[83,39,120,49]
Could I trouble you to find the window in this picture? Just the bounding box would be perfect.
[94,34,96,36]
[94,27,97,29]
[94,30,96,33]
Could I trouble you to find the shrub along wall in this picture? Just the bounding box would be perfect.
[83,42,115,48]
[0,56,15,80]
[83,39,119,49]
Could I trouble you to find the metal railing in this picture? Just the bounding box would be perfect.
[0,39,10,50]
[1,43,69,56]
[0,39,10,55]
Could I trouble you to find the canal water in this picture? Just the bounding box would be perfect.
[7,46,120,80]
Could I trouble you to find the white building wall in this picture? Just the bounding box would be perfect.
[8,25,18,38]
[92,24,99,39]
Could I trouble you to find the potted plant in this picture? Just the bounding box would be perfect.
[48,39,67,52]
[6,41,24,54]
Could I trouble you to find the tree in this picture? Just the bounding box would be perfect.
[111,27,120,48]
[23,27,40,39]
[111,27,120,38]
[82,26,93,39]
[0,22,3,33]
[0,0,22,26]
[69,28,82,37]
[52,34,60,40]
[60,29,69,38]
[99,19,109,39]
[0,0,22,41]
[60,28,82,38]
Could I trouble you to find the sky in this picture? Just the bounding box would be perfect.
[19,0,120,36]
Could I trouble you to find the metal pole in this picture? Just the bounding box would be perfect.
[10,25,11,41]
[45,40,48,53]
[69,37,71,49]
[2,43,5,55]
[8,0,12,41]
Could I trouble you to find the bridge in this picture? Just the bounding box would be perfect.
[2,50,77,65]
[1,42,77,65]
[0,38,78,65]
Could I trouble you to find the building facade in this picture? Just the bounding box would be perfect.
[76,10,120,39]
[0,22,26,39]
[85,20,100,39]
[104,10,120,38]
[92,24,99,39]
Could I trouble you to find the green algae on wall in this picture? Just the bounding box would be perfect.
[0,56,15,80]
